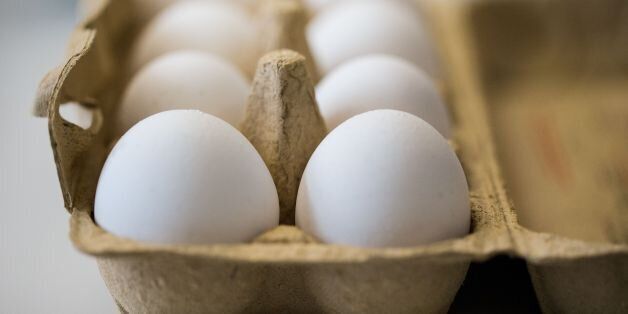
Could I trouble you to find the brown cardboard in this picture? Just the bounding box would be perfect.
[259,0,320,83]
[241,50,327,224]
[427,0,628,312]
[34,0,628,312]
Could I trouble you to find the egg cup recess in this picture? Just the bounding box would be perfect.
[34,0,514,313]
[46,50,477,314]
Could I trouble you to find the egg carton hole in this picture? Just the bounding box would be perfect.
[59,101,102,132]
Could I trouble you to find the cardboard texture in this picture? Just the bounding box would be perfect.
[427,0,628,312]
[34,0,627,312]
[241,50,327,224]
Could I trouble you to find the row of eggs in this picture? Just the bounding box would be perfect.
[128,0,439,78]
[94,0,470,248]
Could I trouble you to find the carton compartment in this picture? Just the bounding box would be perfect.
[467,0,628,244]
[37,0,507,312]
[48,0,486,232]
[46,0,320,220]
[490,80,628,244]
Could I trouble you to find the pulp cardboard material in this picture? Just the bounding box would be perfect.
[428,0,628,312]
[35,0,627,313]
[241,50,327,224]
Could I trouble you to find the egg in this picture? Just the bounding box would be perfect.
[302,0,413,14]
[115,51,250,137]
[129,0,259,73]
[95,110,279,245]
[129,0,257,24]
[316,54,451,137]
[307,0,439,77]
[296,110,469,248]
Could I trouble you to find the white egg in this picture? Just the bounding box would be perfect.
[302,0,413,14]
[129,0,259,73]
[129,0,257,24]
[307,0,439,77]
[296,110,469,248]
[95,110,279,245]
[316,54,451,137]
[116,51,250,136]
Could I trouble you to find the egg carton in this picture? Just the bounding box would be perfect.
[427,0,628,313]
[33,0,627,313]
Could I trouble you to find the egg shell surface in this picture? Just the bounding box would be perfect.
[129,0,258,73]
[307,0,439,77]
[96,110,279,245]
[303,0,413,14]
[296,110,469,248]
[316,54,451,137]
[116,50,250,137]
[128,0,257,23]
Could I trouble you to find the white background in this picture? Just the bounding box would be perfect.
[0,0,117,313]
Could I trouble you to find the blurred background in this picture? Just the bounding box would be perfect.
[0,0,116,312]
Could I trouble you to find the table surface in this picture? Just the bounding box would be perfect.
[0,0,117,313]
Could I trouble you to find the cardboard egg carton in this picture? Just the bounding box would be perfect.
[427,0,628,312]
[34,0,627,313]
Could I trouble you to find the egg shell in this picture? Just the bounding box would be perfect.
[95,110,280,245]
[302,0,413,14]
[116,51,250,136]
[307,0,439,77]
[316,54,451,137]
[129,0,259,74]
[296,110,469,248]
[128,0,258,23]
